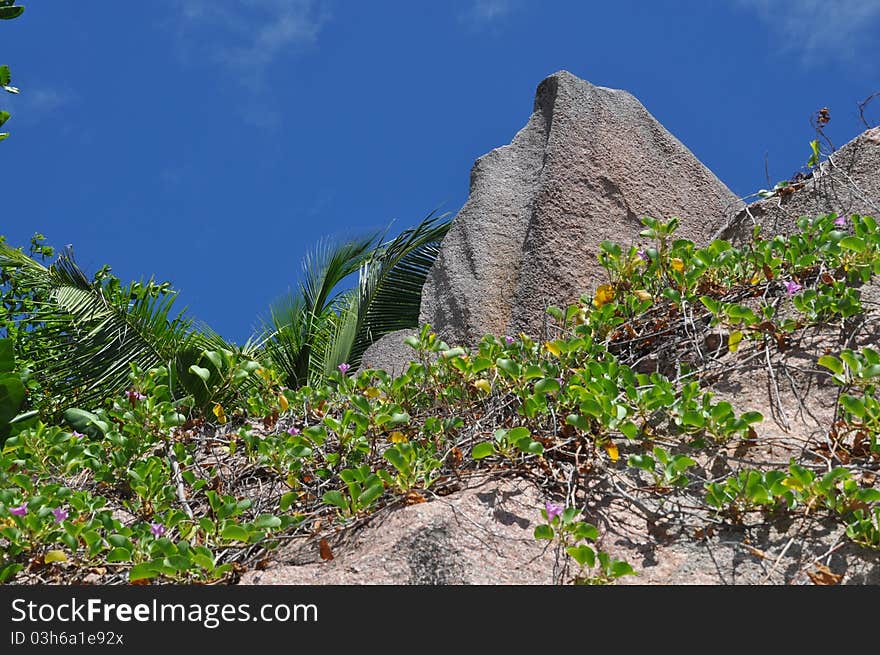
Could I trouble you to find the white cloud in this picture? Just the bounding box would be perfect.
[173,0,327,79]
[169,0,328,127]
[736,0,880,63]
[461,0,519,28]
[472,0,514,22]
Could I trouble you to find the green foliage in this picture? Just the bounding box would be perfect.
[627,446,696,489]
[0,1,24,142]
[0,337,26,445]
[533,503,635,585]
[818,346,880,453]
[1,210,878,584]
[260,212,450,388]
[704,462,880,548]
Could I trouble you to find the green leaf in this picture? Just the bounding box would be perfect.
[619,420,638,440]
[840,394,865,418]
[566,413,589,432]
[817,355,844,375]
[203,350,223,371]
[107,534,130,548]
[627,454,655,472]
[279,491,297,512]
[253,514,282,530]
[0,337,12,371]
[192,553,215,571]
[839,236,866,253]
[495,358,521,378]
[189,365,211,383]
[389,412,410,425]
[0,6,25,19]
[0,562,24,583]
[681,411,705,428]
[519,440,544,455]
[573,522,599,541]
[471,442,496,460]
[220,524,250,542]
[533,524,554,540]
[534,377,561,394]
[741,411,764,425]
[322,490,348,510]
[358,483,384,506]
[566,545,595,568]
[0,65,10,86]
[106,547,131,563]
[610,560,636,578]
[128,562,161,582]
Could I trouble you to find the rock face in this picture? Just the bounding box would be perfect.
[362,71,740,372]
[423,70,740,347]
[241,476,558,585]
[716,126,880,243]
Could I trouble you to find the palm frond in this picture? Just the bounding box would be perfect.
[1,244,205,410]
[260,232,381,387]
[346,210,451,368]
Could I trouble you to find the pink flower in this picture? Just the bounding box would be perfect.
[784,280,803,295]
[504,335,515,345]
[126,389,146,406]
[545,502,563,522]
[833,216,847,227]
[286,427,300,436]
[149,522,166,538]
[9,503,27,517]
[337,363,351,375]
[52,507,68,523]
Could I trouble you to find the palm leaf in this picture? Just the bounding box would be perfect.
[259,232,380,387]
[0,243,209,410]
[345,210,451,369]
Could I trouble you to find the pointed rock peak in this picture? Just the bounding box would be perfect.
[362,72,742,372]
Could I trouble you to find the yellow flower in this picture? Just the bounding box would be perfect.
[213,403,227,425]
[593,284,615,308]
[670,258,685,273]
[604,441,619,462]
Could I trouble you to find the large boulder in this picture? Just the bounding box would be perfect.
[363,71,740,372]
[424,70,740,346]
[716,126,880,243]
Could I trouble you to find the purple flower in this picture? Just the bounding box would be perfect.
[9,503,27,517]
[126,389,146,405]
[545,502,563,522]
[636,249,649,262]
[833,216,847,227]
[784,280,803,296]
[149,522,166,538]
[286,426,301,436]
[52,507,69,523]
[504,335,515,345]
[337,363,351,375]
[71,430,84,438]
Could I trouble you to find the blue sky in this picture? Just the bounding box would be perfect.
[3,1,879,343]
